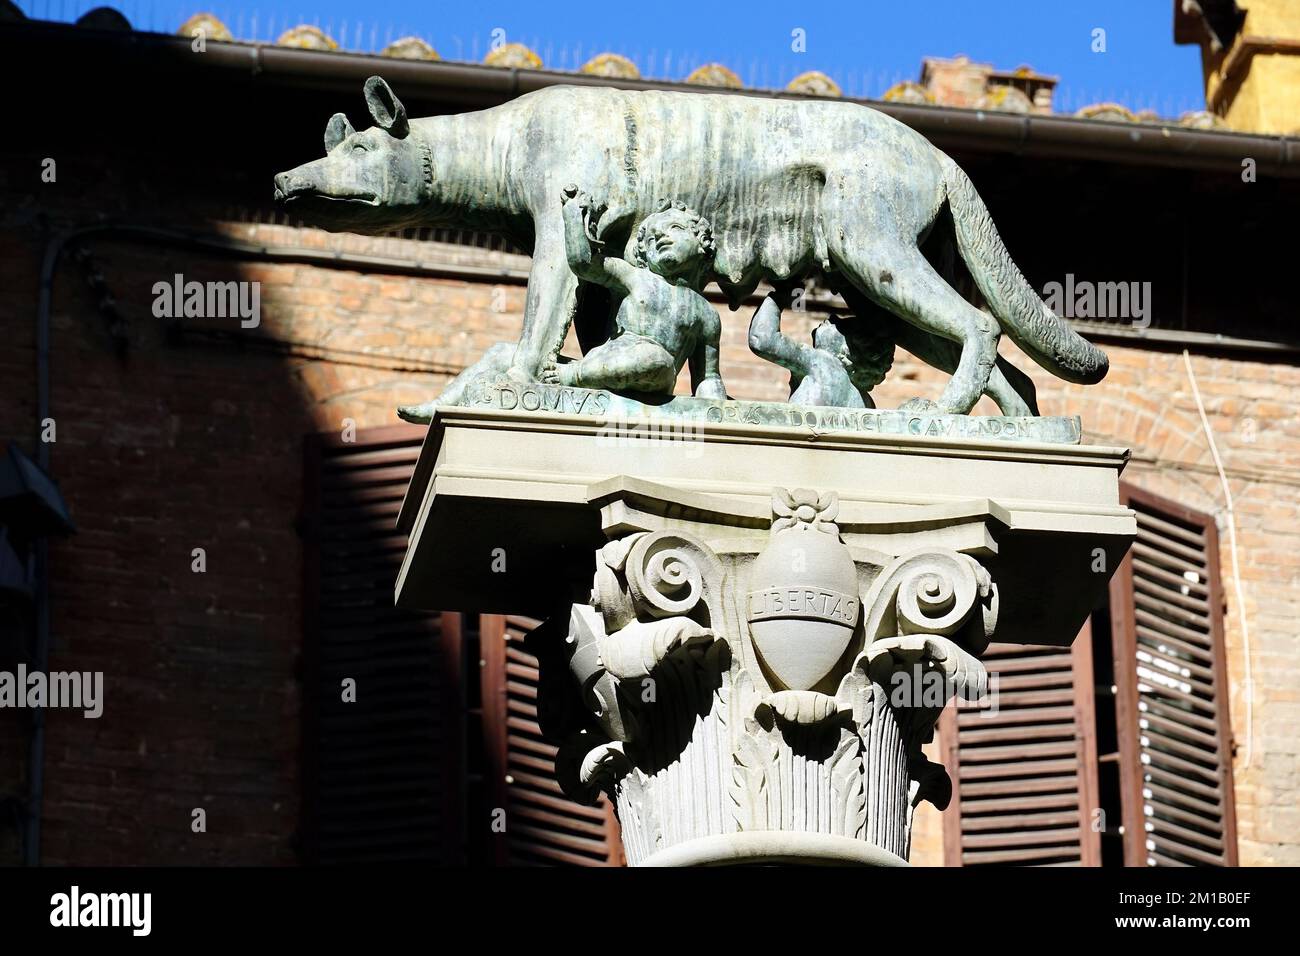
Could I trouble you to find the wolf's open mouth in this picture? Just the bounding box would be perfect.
[273,182,378,205]
[279,191,379,205]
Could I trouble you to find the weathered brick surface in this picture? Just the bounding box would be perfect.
[1,203,1294,866]
[882,345,1300,867]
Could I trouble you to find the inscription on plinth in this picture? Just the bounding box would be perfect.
[456,380,1084,445]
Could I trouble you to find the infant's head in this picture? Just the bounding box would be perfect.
[633,199,715,282]
[813,318,894,396]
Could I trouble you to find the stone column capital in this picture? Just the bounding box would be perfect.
[396,408,1134,865]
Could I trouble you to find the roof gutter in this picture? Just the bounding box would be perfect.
[222,41,1300,177]
[4,19,1297,177]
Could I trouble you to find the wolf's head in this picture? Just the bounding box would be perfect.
[273,76,430,232]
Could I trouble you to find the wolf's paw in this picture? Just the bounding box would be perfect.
[898,397,942,414]
[503,364,537,386]
[397,401,438,424]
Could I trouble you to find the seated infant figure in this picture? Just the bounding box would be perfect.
[544,189,726,400]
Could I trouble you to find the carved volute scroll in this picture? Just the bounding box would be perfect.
[624,532,715,630]
[862,548,997,651]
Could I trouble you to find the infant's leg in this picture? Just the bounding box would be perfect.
[561,336,678,395]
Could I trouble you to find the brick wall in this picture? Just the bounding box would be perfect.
[2,203,1295,865]
[883,340,1300,867]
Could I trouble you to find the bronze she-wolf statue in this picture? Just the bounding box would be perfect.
[274,76,1107,415]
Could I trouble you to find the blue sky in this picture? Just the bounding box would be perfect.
[20,0,1207,116]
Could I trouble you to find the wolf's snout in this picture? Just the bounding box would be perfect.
[273,170,318,203]
[272,171,295,202]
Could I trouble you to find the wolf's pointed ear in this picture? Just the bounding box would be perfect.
[363,76,409,138]
[324,112,355,153]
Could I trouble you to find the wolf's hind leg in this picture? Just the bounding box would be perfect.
[842,296,1037,416]
[832,240,998,415]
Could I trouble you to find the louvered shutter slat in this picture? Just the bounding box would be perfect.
[971,653,1073,674]
[958,723,1079,745]
[962,826,1081,849]
[1133,577,1211,616]
[1142,763,1223,802]
[1141,697,1220,734]
[959,776,1077,798]
[1141,786,1221,825]
[1141,726,1220,766]
[956,705,1076,727]
[963,809,1080,831]
[1147,849,1193,867]
[962,845,1081,865]
[1139,711,1219,750]
[961,792,1078,813]
[959,756,1079,779]
[1134,612,1218,659]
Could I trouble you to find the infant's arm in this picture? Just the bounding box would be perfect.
[599,257,640,292]
[690,305,726,400]
[561,187,634,294]
[561,191,603,283]
[748,292,814,375]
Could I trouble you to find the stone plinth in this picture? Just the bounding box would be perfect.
[395,406,1134,865]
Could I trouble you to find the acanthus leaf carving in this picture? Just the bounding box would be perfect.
[579,740,633,790]
[598,617,714,680]
[830,730,868,840]
[865,633,989,706]
[731,719,781,832]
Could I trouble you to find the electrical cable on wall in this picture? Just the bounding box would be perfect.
[1182,348,1254,771]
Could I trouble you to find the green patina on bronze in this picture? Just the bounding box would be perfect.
[275,76,1110,421]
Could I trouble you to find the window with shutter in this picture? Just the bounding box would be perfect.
[302,425,465,864]
[941,481,1237,867]
[1107,485,1238,867]
[940,635,1101,866]
[479,614,624,866]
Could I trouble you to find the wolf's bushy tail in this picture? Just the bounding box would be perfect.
[944,160,1108,384]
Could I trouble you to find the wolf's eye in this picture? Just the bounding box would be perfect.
[352,143,368,154]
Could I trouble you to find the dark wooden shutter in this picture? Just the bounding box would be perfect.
[941,634,1101,866]
[480,614,624,866]
[302,425,465,864]
[1108,485,1238,866]
[942,482,1238,868]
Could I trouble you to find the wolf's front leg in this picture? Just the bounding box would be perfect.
[508,218,580,382]
[397,341,519,423]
